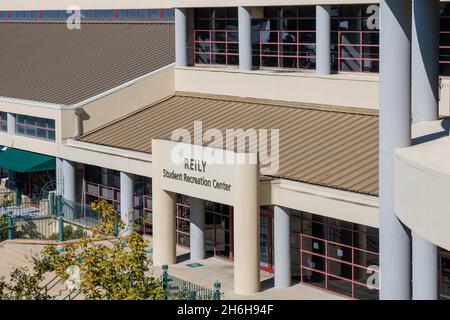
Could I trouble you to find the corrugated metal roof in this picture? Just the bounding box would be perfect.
[79,94,379,195]
[0,21,174,105]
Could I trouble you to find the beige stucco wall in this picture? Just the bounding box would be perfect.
[176,68,450,115]
[78,65,175,135]
[61,140,152,177]
[176,67,380,109]
[262,179,379,228]
[395,135,450,251]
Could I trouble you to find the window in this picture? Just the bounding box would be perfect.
[440,249,450,300]
[84,166,121,211]
[440,4,450,75]
[163,9,174,19]
[149,9,161,19]
[331,5,380,73]
[255,6,316,70]
[14,115,56,141]
[0,113,7,132]
[194,8,239,66]
[1,9,172,21]
[291,211,380,300]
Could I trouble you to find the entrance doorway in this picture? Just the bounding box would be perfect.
[260,209,274,273]
[440,249,450,300]
[175,195,234,260]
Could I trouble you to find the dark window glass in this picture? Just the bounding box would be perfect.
[149,9,160,18]
[163,9,174,18]
[138,9,148,18]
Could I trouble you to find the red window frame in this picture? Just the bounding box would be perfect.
[260,209,274,273]
[14,115,56,141]
[84,181,121,208]
[293,214,380,300]
[259,29,316,70]
[336,29,379,73]
[194,29,239,67]
[194,8,239,67]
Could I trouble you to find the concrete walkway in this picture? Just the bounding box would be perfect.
[149,244,345,300]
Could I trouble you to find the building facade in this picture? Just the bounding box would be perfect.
[0,0,449,300]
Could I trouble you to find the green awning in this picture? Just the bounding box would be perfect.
[0,147,55,173]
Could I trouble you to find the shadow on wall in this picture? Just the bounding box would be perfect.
[412,117,450,145]
[77,109,91,137]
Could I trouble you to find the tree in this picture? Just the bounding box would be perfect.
[40,200,165,300]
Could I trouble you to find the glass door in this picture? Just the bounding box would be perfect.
[440,250,450,300]
[260,210,274,273]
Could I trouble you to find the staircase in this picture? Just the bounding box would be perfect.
[0,240,82,300]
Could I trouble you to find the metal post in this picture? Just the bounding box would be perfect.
[213,281,221,300]
[162,264,169,300]
[57,196,64,242]
[58,215,64,242]
[188,291,197,300]
[114,210,119,237]
[7,214,13,240]
[15,186,21,206]
[49,192,55,216]
[56,195,63,217]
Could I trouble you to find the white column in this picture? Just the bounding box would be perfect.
[412,0,440,123]
[316,5,331,75]
[379,0,412,300]
[62,160,76,220]
[190,197,205,261]
[175,8,188,67]
[411,0,439,301]
[120,172,134,235]
[6,113,15,135]
[152,140,177,266]
[233,162,260,294]
[274,206,291,288]
[412,232,438,300]
[238,6,252,71]
[62,160,76,202]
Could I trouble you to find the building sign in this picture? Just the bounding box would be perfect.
[152,139,258,206]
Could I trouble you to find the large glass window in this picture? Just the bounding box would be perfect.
[254,6,316,70]
[440,249,450,300]
[291,211,379,300]
[331,5,379,73]
[15,114,56,141]
[440,4,450,76]
[0,113,7,132]
[194,8,239,66]
[84,165,121,211]
[1,9,173,21]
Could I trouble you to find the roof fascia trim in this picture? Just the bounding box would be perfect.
[0,96,66,110]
